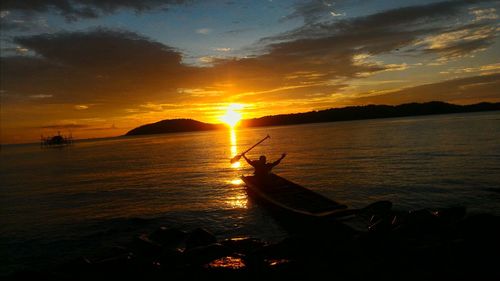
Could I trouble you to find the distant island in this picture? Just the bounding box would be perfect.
[126,119,223,136]
[125,101,500,136]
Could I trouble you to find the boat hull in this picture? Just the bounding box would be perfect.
[242,174,348,219]
[242,174,392,232]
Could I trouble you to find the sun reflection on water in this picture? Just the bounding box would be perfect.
[226,193,248,209]
[230,128,241,169]
[226,128,248,209]
[229,178,243,185]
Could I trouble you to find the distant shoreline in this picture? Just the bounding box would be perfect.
[126,101,500,136]
[2,102,498,146]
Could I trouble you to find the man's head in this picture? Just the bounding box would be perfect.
[259,155,266,163]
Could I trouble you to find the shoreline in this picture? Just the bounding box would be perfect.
[6,205,500,281]
[3,109,499,147]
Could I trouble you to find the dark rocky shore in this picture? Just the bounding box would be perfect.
[8,206,500,281]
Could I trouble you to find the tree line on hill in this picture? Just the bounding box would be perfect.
[126,101,500,136]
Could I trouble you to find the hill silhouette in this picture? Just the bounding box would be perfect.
[126,119,222,136]
[241,101,500,127]
[126,101,500,136]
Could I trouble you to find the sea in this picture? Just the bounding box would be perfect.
[1,111,500,275]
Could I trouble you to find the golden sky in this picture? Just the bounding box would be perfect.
[1,0,499,143]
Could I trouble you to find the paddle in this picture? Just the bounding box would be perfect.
[230,135,270,164]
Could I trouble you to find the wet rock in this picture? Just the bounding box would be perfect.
[432,206,466,224]
[408,209,438,224]
[185,227,217,250]
[253,236,301,259]
[220,237,266,255]
[368,216,393,233]
[7,270,58,281]
[259,257,304,280]
[86,246,131,263]
[194,255,249,281]
[457,214,500,240]
[15,200,500,281]
[183,243,233,266]
[149,227,187,248]
[362,201,393,218]
[157,247,184,268]
[390,209,441,236]
[58,257,93,279]
[84,252,145,280]
[93,252,134,268]
[129,234,163,258]
[205,255,246,270]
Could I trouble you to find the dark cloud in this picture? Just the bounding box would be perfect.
[351,73,500,105]
[281,0,487,26]
[1,29,198,107]
[40,123,89,129]
[0,16,49,32]
[0,56,69,98]
[0,0,190,21]
[271,0,495,42]
[14,29,182,70]
[282,0,339,24]
[207,0,498,97]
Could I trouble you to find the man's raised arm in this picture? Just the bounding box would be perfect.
[242,154,254,166]
[272,153,287,167]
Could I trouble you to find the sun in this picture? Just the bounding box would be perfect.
[220,103,243,128]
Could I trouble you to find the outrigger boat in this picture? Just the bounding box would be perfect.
[40,131,73,147]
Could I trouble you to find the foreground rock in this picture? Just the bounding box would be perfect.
[7,207,500,281]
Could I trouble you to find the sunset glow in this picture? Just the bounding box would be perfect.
[0,1,499,143]
[220,104,243,128]
[2,2,500,280]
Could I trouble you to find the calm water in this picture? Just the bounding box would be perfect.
[1,112,500,274]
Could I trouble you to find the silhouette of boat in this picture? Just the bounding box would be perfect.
[242,174,392,232]
[41,131,73,147]
[242,174,349,218]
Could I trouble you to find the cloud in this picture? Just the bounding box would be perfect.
[205,2,443,95]
[470,7,498,21]
[282,0,346,24]
[196,28,212,35]
[1,28,205,111]
[0,14,50,32]
[29,94,53,99]
[214,47,231,52]
[351,73,500,105]
[440,63,500,75]
[198,56,215,64]
[40,123,89,129]
[14,28,182,70]
[0,0,191,21]
[207,0,498,98]
[74,104,88,110]
[415,23,498,61]
[330,11,345,17]
[5,1,495,107]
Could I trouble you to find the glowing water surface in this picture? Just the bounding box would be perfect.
[1,111,499,274]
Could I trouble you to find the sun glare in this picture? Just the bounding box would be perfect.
[220,104,243,128]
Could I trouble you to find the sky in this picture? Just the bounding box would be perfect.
[1,0,499,143]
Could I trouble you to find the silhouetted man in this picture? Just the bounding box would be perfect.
[242,153,286,178]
